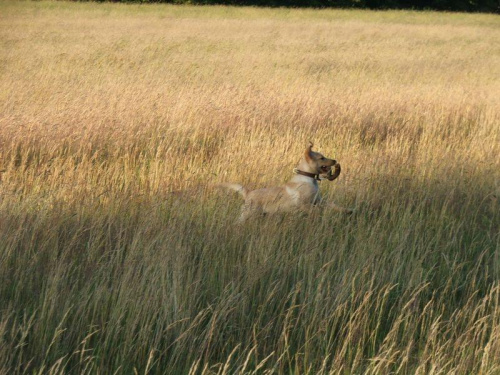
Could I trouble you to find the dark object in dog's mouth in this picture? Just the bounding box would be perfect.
[325,163,341,181]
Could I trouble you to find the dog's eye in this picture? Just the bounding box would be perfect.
[320,157,325,160]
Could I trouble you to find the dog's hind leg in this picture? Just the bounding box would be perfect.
[237,203,259,224]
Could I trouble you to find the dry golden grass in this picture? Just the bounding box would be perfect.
[0,1,499,374]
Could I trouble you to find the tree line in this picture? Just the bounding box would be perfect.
[104,0,498,13]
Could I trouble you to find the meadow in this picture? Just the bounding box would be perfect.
[0,1,499,373]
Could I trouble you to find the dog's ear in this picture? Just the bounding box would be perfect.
[305,142,314,162]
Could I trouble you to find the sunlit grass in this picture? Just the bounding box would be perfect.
[0,1,499,373]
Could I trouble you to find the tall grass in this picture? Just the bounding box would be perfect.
[0,1,499,373]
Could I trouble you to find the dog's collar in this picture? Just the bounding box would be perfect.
[293,168,321,181]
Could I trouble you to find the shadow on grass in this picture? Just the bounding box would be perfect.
[0,161,498,373]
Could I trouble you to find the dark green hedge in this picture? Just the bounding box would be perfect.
[104,0,499,13]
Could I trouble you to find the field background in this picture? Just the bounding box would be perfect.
[1,1,499,374]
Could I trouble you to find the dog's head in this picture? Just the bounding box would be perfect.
[304,143,337,177]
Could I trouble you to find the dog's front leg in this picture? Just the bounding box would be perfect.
[327,202,354,214]
[316,195,353,214]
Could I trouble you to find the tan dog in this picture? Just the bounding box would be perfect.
[220,143,352,222]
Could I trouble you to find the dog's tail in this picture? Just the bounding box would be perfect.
[217,183,249,200]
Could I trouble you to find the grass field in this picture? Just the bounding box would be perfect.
[1,1,499,373]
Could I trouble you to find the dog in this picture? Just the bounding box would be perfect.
[220,143,353,222]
